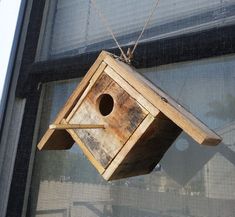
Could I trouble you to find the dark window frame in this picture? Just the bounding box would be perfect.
[5,0,235,216]
[17,23,235,97]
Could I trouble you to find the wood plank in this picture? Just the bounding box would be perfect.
[37,129,74,150]
[61,120,105,174]
[102,113,157,180]
[53,52,108,122]
[105,113,182,180]
[49,123,105,130]
[104,66,159,116]
[66,62,107,121]
[104,54,222,146]
[37,51,109,150]
[68,73,148,168]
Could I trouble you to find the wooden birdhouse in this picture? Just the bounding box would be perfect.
[37,51,221,180]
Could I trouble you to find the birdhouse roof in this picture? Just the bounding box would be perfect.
[37,51,221,151]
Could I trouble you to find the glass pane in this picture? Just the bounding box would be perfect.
[28,54,235,217]
[40,0,235,60]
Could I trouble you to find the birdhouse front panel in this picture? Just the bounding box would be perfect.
[66,71,149,170]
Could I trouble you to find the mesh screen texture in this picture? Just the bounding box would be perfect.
[41,0,235,59]
[28,54,235,217]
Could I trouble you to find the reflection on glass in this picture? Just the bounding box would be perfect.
[28,55,235,217]
[41,0,235,60]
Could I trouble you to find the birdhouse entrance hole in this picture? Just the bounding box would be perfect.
[97,94,114,116]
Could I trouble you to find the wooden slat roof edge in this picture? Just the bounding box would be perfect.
[103,53,222,146]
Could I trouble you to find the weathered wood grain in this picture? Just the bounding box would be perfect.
[103,113,182,180]
[37,53,108,150]
[68,73,148,168]
[37,50,221,181]
[104,55,221,146]
[61,119,105,174]
[66,62,107,121]
[104,66,159,116]
[49,123,105,130]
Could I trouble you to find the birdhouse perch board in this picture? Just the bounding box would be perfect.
[37,51,222,180]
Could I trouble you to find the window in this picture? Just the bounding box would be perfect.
[5,0,235,216]
[39,0,235,60]
[28,55,235,217]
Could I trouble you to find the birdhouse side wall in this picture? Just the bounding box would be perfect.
[103,113,182,180]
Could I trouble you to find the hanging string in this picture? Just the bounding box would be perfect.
[90,0,129,63]
[131,0,160,56]
[90,0,160,63]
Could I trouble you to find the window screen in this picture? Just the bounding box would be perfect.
[28,54,235,217]
[40,0,235,59]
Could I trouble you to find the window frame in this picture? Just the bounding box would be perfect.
[3,0,235,216]
[38,0,235,60]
